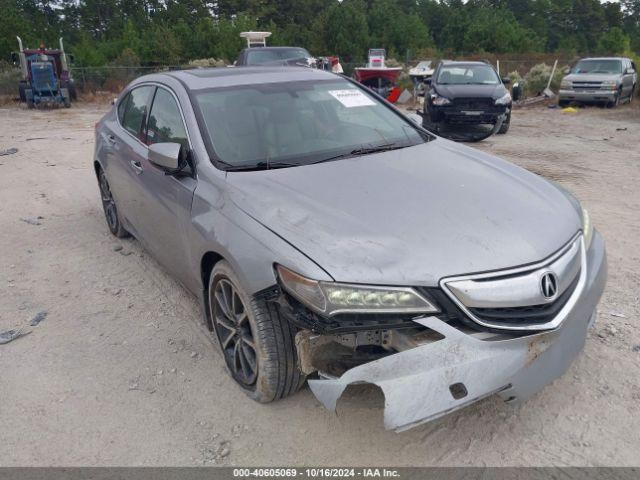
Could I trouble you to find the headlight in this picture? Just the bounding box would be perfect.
[582,208,593,249]
[560,80,572,89]
[601,80,618,90]
[495,92,512,105]
[276,265,439,317]
[431,94,451,106]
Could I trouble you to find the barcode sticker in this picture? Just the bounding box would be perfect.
[328,89,376,108]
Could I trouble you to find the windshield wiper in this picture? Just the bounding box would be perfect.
[310,142,405,165]
[223,143,407,171]
[350,143,402,155]
[224,161,301,172]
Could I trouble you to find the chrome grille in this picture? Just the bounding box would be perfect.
[572,81,604,91]
[440,234,585,331]
[468,274,579,327]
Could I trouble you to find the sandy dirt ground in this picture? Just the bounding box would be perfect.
[0,100,639,467]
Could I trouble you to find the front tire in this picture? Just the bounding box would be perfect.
[607,89,621,108]
[98,168,129,238]
[209,261,305,402]
[497,111,511,134]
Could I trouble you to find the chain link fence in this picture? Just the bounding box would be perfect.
[0,65,186,98]
[70,65,184,93]
[0,67,21,96]
[0,53,576,100]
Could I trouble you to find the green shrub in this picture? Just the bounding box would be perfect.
[507,70,523,86]
[187,58,227,68]
[523,62,567,96]
[0,61,20,96]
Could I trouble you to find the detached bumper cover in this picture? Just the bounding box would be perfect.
[308,232,607,432]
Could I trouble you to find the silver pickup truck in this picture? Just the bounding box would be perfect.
[559,57,637,107]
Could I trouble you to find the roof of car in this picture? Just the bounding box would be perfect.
[242,46,309,51]
[161,66,337,90]
[440,60,490,66]
[578,57,626,61]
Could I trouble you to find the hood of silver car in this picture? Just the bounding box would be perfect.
[563,73,620,83]
[226,139,581,286]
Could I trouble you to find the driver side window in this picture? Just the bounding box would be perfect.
[146,88,189,150]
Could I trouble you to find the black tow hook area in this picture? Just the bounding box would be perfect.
[449,382,468,400]
[415,109,506,142]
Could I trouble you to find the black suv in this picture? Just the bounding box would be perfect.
[424,61,512,134]
[235,47,314,67]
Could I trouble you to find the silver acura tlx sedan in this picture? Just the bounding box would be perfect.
[94,66,607,431]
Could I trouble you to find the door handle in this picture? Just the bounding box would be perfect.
[106,134,117,144]
[130,160,143,173]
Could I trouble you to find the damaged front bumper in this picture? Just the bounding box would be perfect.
[308,231,607,432]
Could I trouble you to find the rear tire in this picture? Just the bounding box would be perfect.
[67,80,77,101]
[19,81,27,102]
[98,168,129,238]
[208,261,305,403]
[629,85,635,104]
[25,89,34,109]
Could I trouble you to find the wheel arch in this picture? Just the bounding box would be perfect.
[201,251,225,294]
[200,250,226,330]
[93,160,103,177]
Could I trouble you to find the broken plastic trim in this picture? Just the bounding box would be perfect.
[308,310,588,432]
[421,113,506,142]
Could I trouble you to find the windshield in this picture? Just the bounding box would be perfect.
[437,65,500,85]
[246,48,311,65]
[572,59,622,75]
[194,79,429,169]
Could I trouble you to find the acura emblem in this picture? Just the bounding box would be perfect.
[540,272,558,299]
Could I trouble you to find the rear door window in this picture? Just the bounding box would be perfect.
[117,93,130,124]
[121,86,154,139]
[146,88,189,149]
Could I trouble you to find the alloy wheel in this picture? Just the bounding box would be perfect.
[99,171,118,231]
[212,278,258,386]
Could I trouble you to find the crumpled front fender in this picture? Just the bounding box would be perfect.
[308,232,607,432]
[309,316,558,432]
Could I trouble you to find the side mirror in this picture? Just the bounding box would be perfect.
[501,77,511,84]
[406,112,423,125]
[148,142,181,171]
[563,67,570,74]
[626,68,635,75]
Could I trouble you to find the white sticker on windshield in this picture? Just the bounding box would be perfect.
[328,89,376,108]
